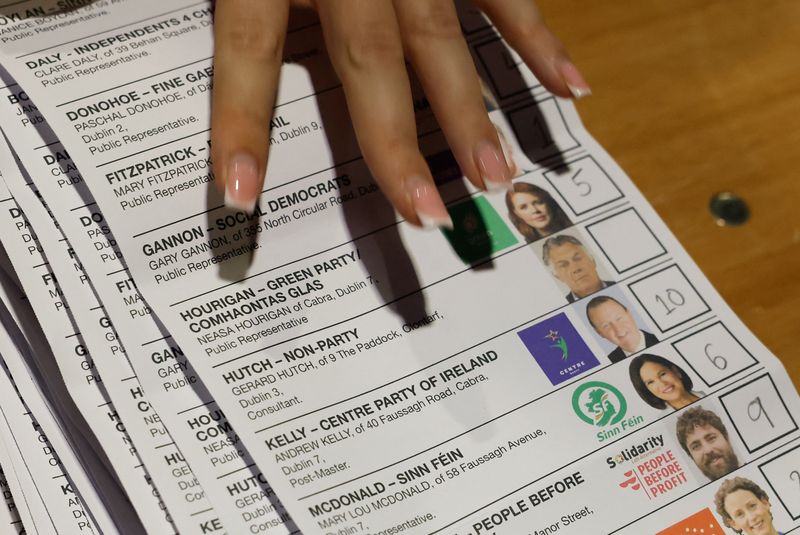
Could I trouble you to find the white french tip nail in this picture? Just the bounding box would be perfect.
[567,83,592,100]
[483,175,514,193]
[224,191,257,214]
[418,213,454,231]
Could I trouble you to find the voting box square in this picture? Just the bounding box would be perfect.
[544,156,623,216]
[508,99,579,164]
[719,374,798,453]
[628,265,710,331]
[759,445,800,519]
[475,38,541,100]
[586,208,666,273]
[456,1,492,35]
[672,322,757,387]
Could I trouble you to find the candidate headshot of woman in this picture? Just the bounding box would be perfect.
[629,353,701,410]
[505,182,572,243]
[715,477,783,535]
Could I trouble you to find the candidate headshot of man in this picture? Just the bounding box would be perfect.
[676,406,740,481]
[586,295,658,363]
[542,234,613,303]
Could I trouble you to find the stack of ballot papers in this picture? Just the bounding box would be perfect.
[0,2,798,534]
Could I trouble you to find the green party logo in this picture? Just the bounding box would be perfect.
[442,196,518,264]
[572,381,627,427]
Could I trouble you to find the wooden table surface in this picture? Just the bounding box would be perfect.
[538,0,800,387]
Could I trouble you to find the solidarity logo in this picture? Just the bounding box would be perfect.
[618,470,641,491]
[572,381,627,427]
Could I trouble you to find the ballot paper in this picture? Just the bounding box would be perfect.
[0,415,32,535]
[0,146,166,534]
[1,1,800,534]
[0,121,293,534]
[0,266,122,535]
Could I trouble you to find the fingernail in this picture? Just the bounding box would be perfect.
[474,140,512,192]
[559,60,592,99]
[405,175,453,230]
[224,152,260,213]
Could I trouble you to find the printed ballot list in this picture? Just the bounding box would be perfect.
[1,1,800,534]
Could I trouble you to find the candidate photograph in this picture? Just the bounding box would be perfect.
[676,406,741,481]
[541,233,614,303]
[629,353,704,411]
[505,181,572,243]
[586,294,658,363]
[715,477,785,535]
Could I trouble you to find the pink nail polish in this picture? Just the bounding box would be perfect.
[405,175,453,230]
[474,141,512,192]
[224,153,260,213]
[559,61,592,99]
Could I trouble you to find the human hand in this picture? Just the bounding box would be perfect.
[211,0,590,227]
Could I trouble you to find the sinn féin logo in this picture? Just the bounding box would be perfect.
[572,381,627,427]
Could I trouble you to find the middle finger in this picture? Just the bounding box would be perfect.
[394,0,511,192]
[316,0,452,228]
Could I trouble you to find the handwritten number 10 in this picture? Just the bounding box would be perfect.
[655,288,686,315]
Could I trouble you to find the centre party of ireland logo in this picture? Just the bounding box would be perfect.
[572,381,627,427]
[517,312,599,386]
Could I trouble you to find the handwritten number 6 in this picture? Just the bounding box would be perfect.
[704,343,727,370]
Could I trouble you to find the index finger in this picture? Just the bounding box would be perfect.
[212,0,290,212]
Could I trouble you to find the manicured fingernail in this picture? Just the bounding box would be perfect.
[224,152,260,213]
[559,60,592,99]
[405,175,453,230]
[474,140,512,192]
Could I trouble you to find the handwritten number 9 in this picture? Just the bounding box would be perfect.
[747,397,775,428]
[790,470,800,491]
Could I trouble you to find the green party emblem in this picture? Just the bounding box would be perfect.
[572,381,627,427]
[442,196,518,264]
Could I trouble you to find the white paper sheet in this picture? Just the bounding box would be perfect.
[1,1,799,534]
[0,80,294,535]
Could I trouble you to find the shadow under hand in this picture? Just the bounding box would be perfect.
[300,32,430,325]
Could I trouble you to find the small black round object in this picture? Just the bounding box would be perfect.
[709,192,749,226]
